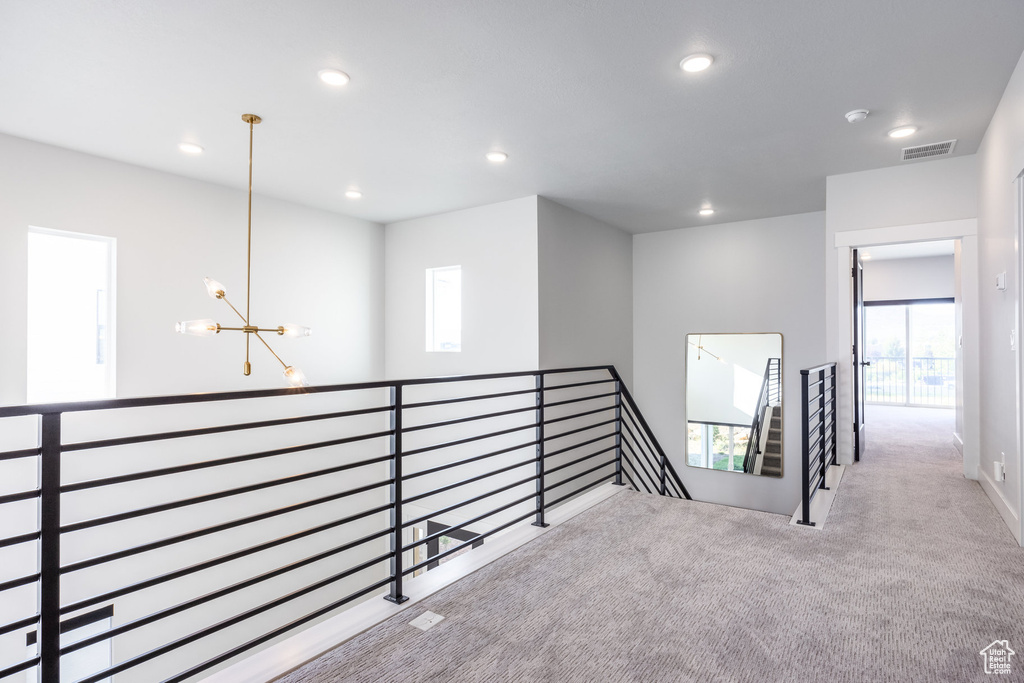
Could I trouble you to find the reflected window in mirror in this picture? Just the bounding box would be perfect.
[685,333,783,477]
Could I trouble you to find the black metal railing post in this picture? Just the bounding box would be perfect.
[39,412,62,681]
[533,373,549,527]
[797,370,814,526]
[829,367,838,466]
[385,385,408,604]
[613,379,624,486]
[818,369,829,491]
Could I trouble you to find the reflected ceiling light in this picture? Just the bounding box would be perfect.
[345,189,362,199]
[318,68,350,86]
[699,207,715,216]
[680,54,713,73]
[178,142,204,155]
[888,126,917,138]
[176,114,311,387]
[486,151,508,163]
[860,253,872,260]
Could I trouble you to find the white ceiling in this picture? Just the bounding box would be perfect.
[2,0,1023,233]
[861,240,956,261]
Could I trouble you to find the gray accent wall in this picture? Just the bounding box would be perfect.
[538,198,633,386]
[633,212,826,515]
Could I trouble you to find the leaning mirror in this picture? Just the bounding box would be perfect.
[685,333,783,477]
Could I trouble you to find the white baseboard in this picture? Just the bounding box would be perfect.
[789,465,846,530]
[201,483,625,683]
[978,470,1021,545]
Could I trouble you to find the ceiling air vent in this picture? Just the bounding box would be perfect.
[901,139,957,161]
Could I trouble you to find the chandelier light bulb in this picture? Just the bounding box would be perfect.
[281,323,312,338]
[203,277,226,299]
[284,366,309,387]
[175,319,219,337]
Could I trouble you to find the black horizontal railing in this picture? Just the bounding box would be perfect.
[0,364,687,682]
[797,362,838,527]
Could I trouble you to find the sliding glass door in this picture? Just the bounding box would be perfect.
[863,301,955,407]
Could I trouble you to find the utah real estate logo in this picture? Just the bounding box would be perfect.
[980,640,1015,675]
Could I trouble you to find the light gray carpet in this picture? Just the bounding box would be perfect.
[276,406,1024,682]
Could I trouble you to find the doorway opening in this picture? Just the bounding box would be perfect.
[852,240,959,463]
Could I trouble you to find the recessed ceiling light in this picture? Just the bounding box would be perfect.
[178,142,204,155]
[486,151,508,163]
[699,207,715,216]
[888,126,917,139]
[861,253,873,260]
[345,189,362,199]
[318,69,350,86]
[680,54,713,73]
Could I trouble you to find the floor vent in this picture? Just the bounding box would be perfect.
[901,139,957,161]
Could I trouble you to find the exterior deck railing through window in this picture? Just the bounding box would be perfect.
[797,362,838,527]
[863,356,954,406]
[0,365,686,683]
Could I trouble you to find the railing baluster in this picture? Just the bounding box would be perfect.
[385,385,408,604]
[613,378,624,486]
[798,369,813,526]
[818,369,829,491]
[39,412,61,681]
[533,373,549,527]
[829,368,838,466]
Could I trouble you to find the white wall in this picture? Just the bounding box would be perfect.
[384,197,539,379]
[0,133,385,405]
[975,47,1024,543]
[0,133,390,680]
[862,256,954,301]
[824,156,978,472]
[633,212,826,515]
[537,198,633,385]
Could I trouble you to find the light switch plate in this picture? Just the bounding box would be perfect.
[996,272,1007,290]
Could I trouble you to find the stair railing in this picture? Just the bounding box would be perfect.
[742,357,781,474]
[0,364,685,683]
[797,362,838,526]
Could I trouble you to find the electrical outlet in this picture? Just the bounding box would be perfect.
[995,455,1006,482]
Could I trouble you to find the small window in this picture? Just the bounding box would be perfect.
[425,266,461,352]
[27,227,116,403]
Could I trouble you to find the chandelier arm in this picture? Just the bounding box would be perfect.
[253,331,289,370]
[219,295,248,324]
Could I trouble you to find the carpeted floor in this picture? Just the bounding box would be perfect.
[276,406,1024,682]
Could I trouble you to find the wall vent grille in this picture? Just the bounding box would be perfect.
[901,139,957,161]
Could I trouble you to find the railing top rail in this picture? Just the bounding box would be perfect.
[0,365,616,417]
[799,362,837,376]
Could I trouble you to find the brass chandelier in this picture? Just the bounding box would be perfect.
[176,114,311,387]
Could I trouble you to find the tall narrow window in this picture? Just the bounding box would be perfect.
[425,265,461,352]
[27,227,116,403]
